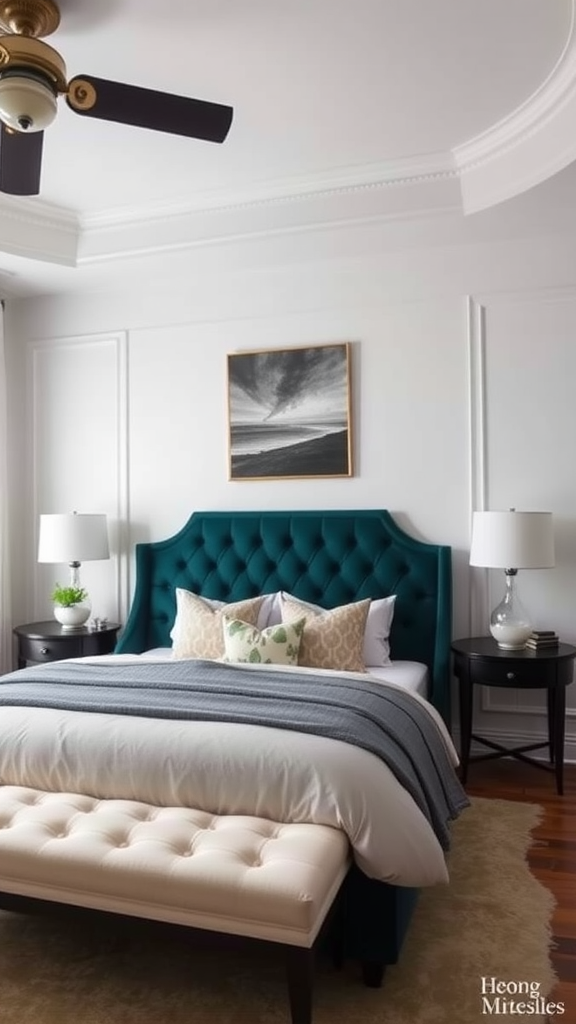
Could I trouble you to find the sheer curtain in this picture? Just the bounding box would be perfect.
[0,302,12,674]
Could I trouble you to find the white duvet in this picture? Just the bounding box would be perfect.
[0,654,461,888]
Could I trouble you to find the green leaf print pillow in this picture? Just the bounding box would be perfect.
[221,616,305,666]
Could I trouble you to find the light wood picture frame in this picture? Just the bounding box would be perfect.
[227,342,353,480]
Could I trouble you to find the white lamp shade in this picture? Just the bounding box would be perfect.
[469,511,555,570]
[38,513,110,563]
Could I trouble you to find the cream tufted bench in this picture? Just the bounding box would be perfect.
[0,785,351,1024]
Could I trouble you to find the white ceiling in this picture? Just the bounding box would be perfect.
[1,0,575,296]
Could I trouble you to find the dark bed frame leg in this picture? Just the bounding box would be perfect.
[285,946,314,1024]
[361,960,386,988]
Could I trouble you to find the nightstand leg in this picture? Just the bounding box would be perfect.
[551,685,565,797]
[458,673,472,785]
[547,687,555,764]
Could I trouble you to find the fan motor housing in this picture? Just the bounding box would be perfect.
[0,34,67,91]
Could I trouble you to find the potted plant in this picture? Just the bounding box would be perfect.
[51,583,90,630]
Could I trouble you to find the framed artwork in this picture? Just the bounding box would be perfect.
[227,342,353,480]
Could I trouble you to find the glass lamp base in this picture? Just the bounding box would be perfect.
[490,571,531,650]
[489,622,531,650]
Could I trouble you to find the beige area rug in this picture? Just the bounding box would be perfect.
[0,797,556,1024]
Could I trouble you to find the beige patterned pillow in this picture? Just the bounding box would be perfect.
[222,616,305,666]
[171,589,265,660]
[281,596,370,672]
[279,592,396,667]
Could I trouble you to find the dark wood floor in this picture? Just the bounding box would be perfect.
[465,759,576,1023]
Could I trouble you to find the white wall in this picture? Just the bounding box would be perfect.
[5,207,576,759]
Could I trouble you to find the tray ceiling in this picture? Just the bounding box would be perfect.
[0,0,575,295]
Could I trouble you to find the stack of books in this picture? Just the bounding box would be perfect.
[525,630,559,650]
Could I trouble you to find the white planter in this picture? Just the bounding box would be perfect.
[54,604,90,631]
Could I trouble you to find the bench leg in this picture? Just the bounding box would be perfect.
[361,960,386,987]
[285,946,314,1024]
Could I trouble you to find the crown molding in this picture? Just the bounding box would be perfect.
[77,174,461,264]
[454,0,576,212]
[0,151,459,268]
[79,151,457,229]
[0,195,77,231]
[0,195,78,264]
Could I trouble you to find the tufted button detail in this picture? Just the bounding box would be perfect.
[0,784,351,942]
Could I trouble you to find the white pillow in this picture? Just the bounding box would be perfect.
[278,592,396,667]
[171,590,271,660]
[222,616,305,666]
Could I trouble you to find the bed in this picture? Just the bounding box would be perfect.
[0,508,466,1015]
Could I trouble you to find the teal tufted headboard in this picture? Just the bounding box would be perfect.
[116,509,452,725]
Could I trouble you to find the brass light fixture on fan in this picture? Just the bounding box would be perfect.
[0,0,234,196]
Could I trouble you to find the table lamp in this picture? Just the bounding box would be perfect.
[38,511,110,628]
[469,509,555,650]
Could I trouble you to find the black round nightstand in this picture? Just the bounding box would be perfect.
[13,620,121,669]
[451,636,576,795]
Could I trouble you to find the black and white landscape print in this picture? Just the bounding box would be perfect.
[227,343,352,479]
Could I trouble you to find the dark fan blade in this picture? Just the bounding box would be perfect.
[66,75,233,143]
[0,125,43,196]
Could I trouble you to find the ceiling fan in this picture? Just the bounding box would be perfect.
[0,0,234,197]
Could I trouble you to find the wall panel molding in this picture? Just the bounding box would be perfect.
[465,286,576,760]
[481,686,576,719]
[29,331,129,624]
[466,295,488,637]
